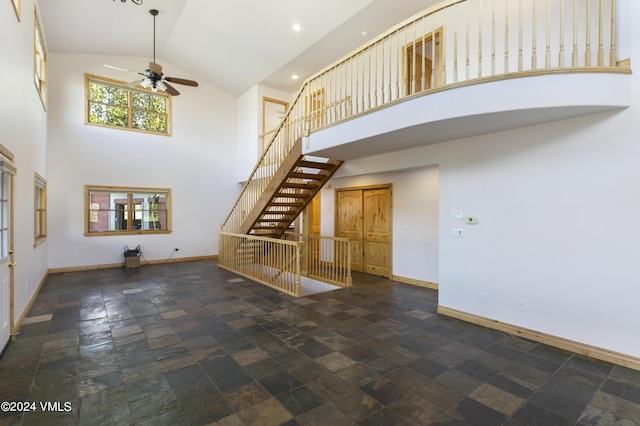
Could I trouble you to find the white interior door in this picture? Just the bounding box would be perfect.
[0,163,15,354]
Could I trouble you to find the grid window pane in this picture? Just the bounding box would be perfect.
[86,187,170,235]
[86,76,170,135]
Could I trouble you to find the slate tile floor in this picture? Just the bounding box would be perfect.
[1,260,640,425]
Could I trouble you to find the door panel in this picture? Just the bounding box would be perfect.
[0,169,12,353]
[336,190,363,272]
[363,188,391,277]
[336,186,391,277]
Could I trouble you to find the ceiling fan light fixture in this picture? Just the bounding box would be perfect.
[104,9,198,96]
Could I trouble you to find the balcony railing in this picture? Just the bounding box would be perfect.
[221,0,623,235]
[219,232,304,296]
[282,233,353,287]
[219,232,352,296]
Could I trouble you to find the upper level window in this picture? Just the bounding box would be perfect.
[85,185,171,236]
[85,74,172,136]
[34,7,47,109]
[34,173,47,246]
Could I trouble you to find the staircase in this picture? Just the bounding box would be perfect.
[219,70,347,295]
[237,138,342,238]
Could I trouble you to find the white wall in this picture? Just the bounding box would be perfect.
[436,112,640,353]
[236,85,297,182]
[236,86,259,182]
[46,53,239,269]
[0,0,49,320]
[324,166,440,284]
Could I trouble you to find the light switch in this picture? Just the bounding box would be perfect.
[450,228,463,238]
[451,210,463,220]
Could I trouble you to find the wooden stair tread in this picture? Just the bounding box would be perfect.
[238,138,343,238]
[297,160,338,170]
[268,202,304,207]
[280,182,319,190]
[286,172,326,180]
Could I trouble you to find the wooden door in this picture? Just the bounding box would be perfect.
[405,29,442,95]
[304,193,322,265]
[336,189,363,272]
[363,188,392,277]
[306,88,326,130]
[336,185,391,277]
[310,193,320,235]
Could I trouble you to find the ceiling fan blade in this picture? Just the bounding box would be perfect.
[148,61,163,75]
[163,82,180,96]
[165,77,199,87]
[105,64,143,75]
[125,79,145,88]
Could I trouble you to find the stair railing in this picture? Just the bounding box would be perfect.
[221,81,311,233]
[219,231,303,296]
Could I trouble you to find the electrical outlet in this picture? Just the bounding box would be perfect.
[481,292,489,304]
[518,300,526,311]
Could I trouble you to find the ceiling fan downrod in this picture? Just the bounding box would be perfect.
[150,9,158,63]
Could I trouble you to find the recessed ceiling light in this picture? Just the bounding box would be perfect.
[291,75,299,80]
[292,24,301,32]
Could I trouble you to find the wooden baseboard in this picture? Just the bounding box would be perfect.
[438,305,640,372]
[392,275,438,291]
[13,271,49,337]
[48,255,218,275]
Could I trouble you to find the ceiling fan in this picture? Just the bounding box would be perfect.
[105,9,198,96]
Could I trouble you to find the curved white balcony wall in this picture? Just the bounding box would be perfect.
[304,71,630,159]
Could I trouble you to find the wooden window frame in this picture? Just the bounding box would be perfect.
[34,172,46,246]
[85,74,172,136]
[84,185,172,237]
[261,97,289,154]
[34,6,47,110]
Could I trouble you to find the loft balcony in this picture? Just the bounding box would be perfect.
[286,0,630,159]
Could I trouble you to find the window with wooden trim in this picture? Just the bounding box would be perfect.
[85,186,171,236]
[34,173,46,245]
[34,7,47,109]
[85,74,171,136]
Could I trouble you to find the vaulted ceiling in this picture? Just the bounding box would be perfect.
[38,0,439,96]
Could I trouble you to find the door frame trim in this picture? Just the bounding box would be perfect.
[0,144,15,344]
